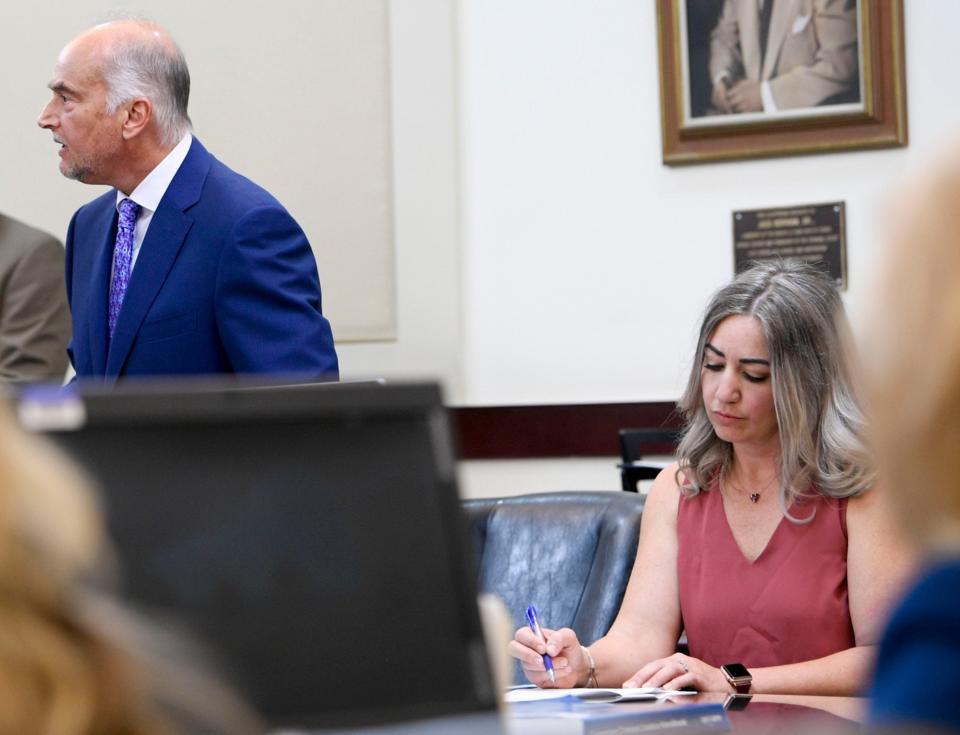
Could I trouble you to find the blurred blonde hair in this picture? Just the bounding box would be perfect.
[867,146,960,551]
[0,398,169,735]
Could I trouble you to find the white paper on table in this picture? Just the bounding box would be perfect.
[504,687,696,703]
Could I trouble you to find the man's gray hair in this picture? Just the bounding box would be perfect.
[101,26,192,148]
[675,259,874,520]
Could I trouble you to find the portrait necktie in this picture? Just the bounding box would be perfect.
[759,0,775,69]
[108,198,141,340]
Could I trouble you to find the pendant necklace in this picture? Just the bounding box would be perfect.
[725,472,778,504]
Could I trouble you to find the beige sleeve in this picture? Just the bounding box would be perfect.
[709,0,747,84]
[0,234,71,383]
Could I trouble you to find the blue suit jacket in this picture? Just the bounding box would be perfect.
[868,557,960,731]
[65,138,339,383]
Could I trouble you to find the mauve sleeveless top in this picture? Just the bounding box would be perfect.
[677,487,854,667]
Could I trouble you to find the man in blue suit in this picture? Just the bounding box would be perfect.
[37,19,339,383]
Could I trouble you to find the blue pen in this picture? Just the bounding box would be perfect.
[525,605,556,684]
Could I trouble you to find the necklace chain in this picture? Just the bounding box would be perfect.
[724,471,778,504]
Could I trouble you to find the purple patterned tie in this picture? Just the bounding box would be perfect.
[108,198,140,340]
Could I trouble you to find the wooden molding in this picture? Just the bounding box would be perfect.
[451,402,681,460]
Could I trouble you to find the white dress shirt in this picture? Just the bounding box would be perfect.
[114,132,193,270]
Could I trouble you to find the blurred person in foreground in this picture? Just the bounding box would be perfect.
[0,396,262,734]
[865,147,960,732]
[511,260,913,695]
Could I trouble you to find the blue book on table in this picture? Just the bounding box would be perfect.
[507,698,730,734]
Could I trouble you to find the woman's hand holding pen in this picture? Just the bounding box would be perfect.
[509,626,590,688]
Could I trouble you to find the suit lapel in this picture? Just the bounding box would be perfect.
[104,138,210,381]
[104,207,194,379]
[763,0,799,80]
[88,204,119,377]
[739,0,762,81]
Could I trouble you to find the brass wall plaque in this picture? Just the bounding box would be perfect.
[733,202,847,289]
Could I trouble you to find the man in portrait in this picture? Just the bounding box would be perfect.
[708,0,859,115]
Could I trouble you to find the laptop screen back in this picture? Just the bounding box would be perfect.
[21,381,494,729]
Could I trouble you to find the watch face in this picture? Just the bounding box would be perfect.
[723,663,750,679]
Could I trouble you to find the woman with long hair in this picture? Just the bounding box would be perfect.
[511,260,912,695]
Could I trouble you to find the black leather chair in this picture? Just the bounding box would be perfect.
[462,491,645,683]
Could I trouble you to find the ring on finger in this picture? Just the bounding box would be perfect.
[678,660,688,673]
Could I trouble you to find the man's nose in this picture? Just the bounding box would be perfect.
[37,101,56,129]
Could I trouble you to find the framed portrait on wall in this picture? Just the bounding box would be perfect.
[656,0,907,165]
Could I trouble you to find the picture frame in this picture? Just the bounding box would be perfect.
[656,0,907,165]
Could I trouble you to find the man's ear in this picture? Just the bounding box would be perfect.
[121,97,152,140]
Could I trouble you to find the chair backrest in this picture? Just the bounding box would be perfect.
[462,491,645,684]
[618,428,681,491]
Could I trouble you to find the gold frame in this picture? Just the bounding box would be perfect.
[656,0,907,165]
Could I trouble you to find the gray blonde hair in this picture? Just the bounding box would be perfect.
[675,260,873,518]
[101,21,192,149]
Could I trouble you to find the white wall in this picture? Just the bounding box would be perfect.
[454,0,960,497]
[336,0,466,396]
[457,0,960,407]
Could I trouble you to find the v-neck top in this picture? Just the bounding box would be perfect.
[677,485,854,668]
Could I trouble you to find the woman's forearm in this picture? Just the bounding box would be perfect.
[749,645,877,696]
[583,629,677,688]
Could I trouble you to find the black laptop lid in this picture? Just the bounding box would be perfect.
[20,381,495,729]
